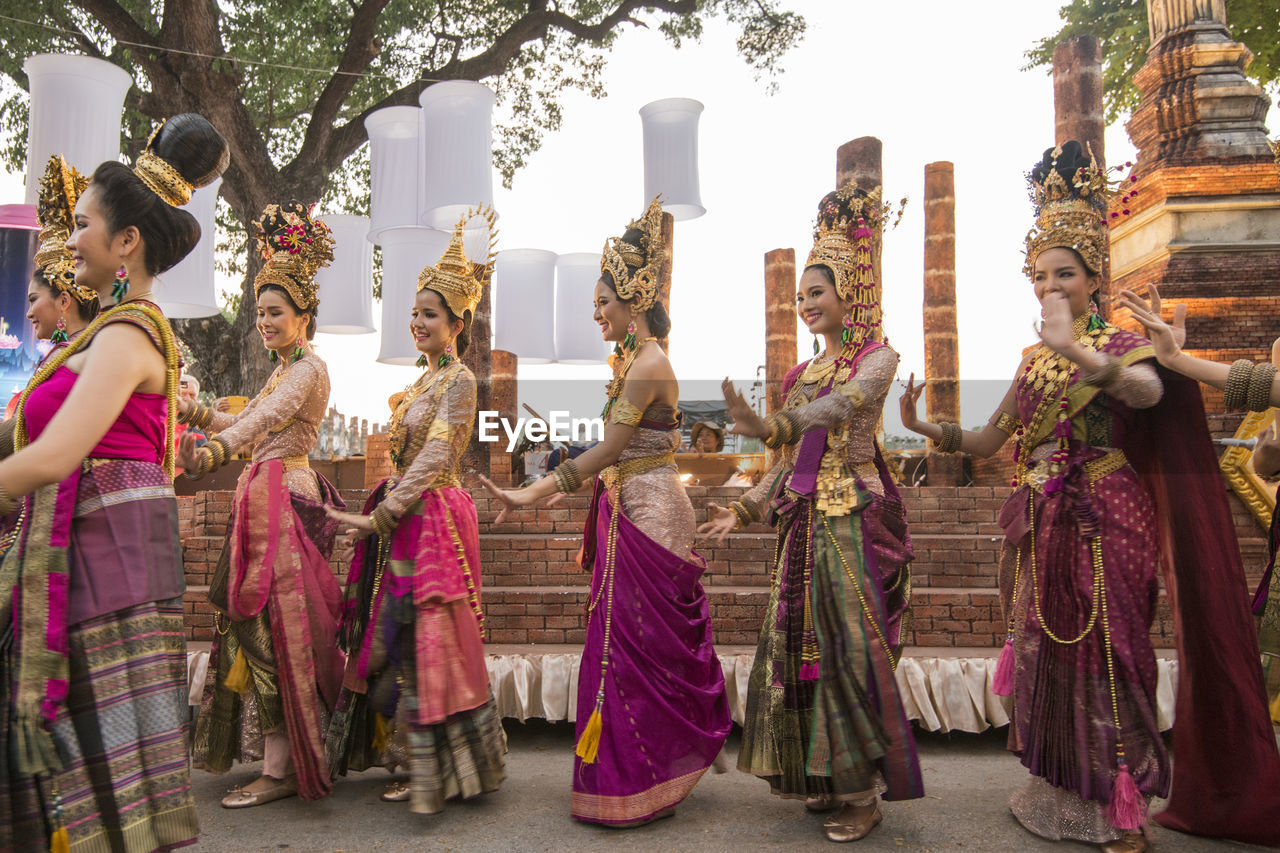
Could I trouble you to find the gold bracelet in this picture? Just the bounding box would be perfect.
[739,494,763,523]
[935,421,963,454]
[1248,362,1277,413]
[991,411,1021,437]
[371,504,397,537]
[1224,359,1254,411]
[184,447,211,480]
[728,502,751,529]
[192,405,215,430]
[0,483,18,515]
[763,411,797,449]
[553,458,583,493]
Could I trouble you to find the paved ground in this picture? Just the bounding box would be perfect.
[191,722,1267,852]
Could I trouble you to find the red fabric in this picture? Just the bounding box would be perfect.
[1125,370,1280,846]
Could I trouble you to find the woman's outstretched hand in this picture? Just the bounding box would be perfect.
[696,502,737,544]
[1117,285,1187,366]
[477,474,559,524]
[175,431,202,473]
[899,373,924,432]
[1035,292,1079,355]
[722,377,768,439]
[326,505,375,536]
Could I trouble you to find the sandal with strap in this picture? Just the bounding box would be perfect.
[823,802,882,843]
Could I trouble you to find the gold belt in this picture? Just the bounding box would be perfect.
[1024,448,1127,492]
[281,455,310,471]
[600,452,675,490]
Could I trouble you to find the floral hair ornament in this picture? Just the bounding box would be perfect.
[1023,140,1136,280]
[252,201,335,311]
[600,196,666,313]
[34,154,97,306]
[806,181,906,348]
[417,206,497,321]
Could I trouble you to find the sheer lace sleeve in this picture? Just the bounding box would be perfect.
[206,406,240,432]
[741,457,788,512]
[788,347,898,434]
[211,359,321,456]
[1107,361,1163,410]
[382,368,477,519]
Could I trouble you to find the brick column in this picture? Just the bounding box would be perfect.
[923,162,962,486]
[656,212,675,354]
[488,349,518,486]
[836,137,885,342]
[764,248,797,415]
[1052,35,1105,166]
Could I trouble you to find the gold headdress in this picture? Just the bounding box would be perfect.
[417,206,497,320]
[600,196,665,312]
[805,182,905,344]
[34,154,96,305]
[1023,141,1133,278]
[132,118,230,208]
[253,201,334,311]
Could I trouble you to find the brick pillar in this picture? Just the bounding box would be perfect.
[836,137,884,342]
[488,349,518,486]
[923,162,962,486]
[461,281,493,482]
[1052,35,1105,166]
[764,248,797,416]
[656,212,675,354]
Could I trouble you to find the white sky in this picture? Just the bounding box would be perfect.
[3,1,1276,432]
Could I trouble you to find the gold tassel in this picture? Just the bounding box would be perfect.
[575,707,602,764]
[50,827,69,853]
[371,714,389,753]
[1269,689,1280,726]
[224,648,251,694]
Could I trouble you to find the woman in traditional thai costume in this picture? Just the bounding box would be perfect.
[324,210,506,814]
[0,155,103,553]
[699,185,921,843]
[0,113,226,853]
[901,142,1280,851]
[482,199,730,827]
[186,202,346,809]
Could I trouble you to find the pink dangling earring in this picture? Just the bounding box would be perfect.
[51,316,68,344]
[438,341,454,369]
[840,315,854,346]
[623,320,637,351]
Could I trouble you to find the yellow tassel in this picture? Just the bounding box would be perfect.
[50,826,69,853]
[224,648,251,694]
[371,714,389,753]
[575,708,602,764]
[1269,690,1280,726]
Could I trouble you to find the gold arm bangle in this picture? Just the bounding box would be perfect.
[371,504,397,537]
[1224,359,1254,411]
[192,405,215,430]
[991,411,1021,437]
[739,494,763,523]
[727,501,751,529]
[1247,362,1278,413]
[935,421,963,454]
[763,411,798,449]
[553,458,583,493]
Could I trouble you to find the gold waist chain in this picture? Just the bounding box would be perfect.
[1023,448,1127,492]
[599,451,676,490]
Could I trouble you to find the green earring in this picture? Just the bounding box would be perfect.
[623,321,637,351]
[416,353,428,368]
[51,319,68,344]
[111,266,129,301]
[268,349,279,362]
[812,336,820,355]
[840,316,854,345]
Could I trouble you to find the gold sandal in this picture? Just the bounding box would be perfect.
[380,781,411,802]
[823,802,882,843]
[220,776,298,809]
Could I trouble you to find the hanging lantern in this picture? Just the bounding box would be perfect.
[419,81,495,230]
[155,178,221,318]
[639,97,705,220]
[376,226,449,365]
[493,248,555,363]
[365,106,422,242]
[554,252,609,364]
[23,54,132,204]
[315,214,374,334]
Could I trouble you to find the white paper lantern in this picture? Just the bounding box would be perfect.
[419,82,495,230]
[365,106,422,242]
[554,252,609,364]
[155,178,221,318]
[639,98,705,220]
[493,249,555,363]
[23,54,132,204]
[315,214,374,334]
[376,226,449,364]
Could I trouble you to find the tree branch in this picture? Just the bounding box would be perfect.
[72,0,164,77]
[293,0,391,167]
[314,0,693,173]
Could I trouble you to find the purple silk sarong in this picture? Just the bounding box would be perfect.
[570,486,731,825]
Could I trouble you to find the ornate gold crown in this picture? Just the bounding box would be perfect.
[418,207,497,320]
[34,154,96,305]
[253,201,334,311]
[1023,142,1133,278]
[805,182,905,344]
[132,118,230,208]
[600,196,665,312]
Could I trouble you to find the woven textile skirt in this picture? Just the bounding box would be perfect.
[1,598,198,853]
